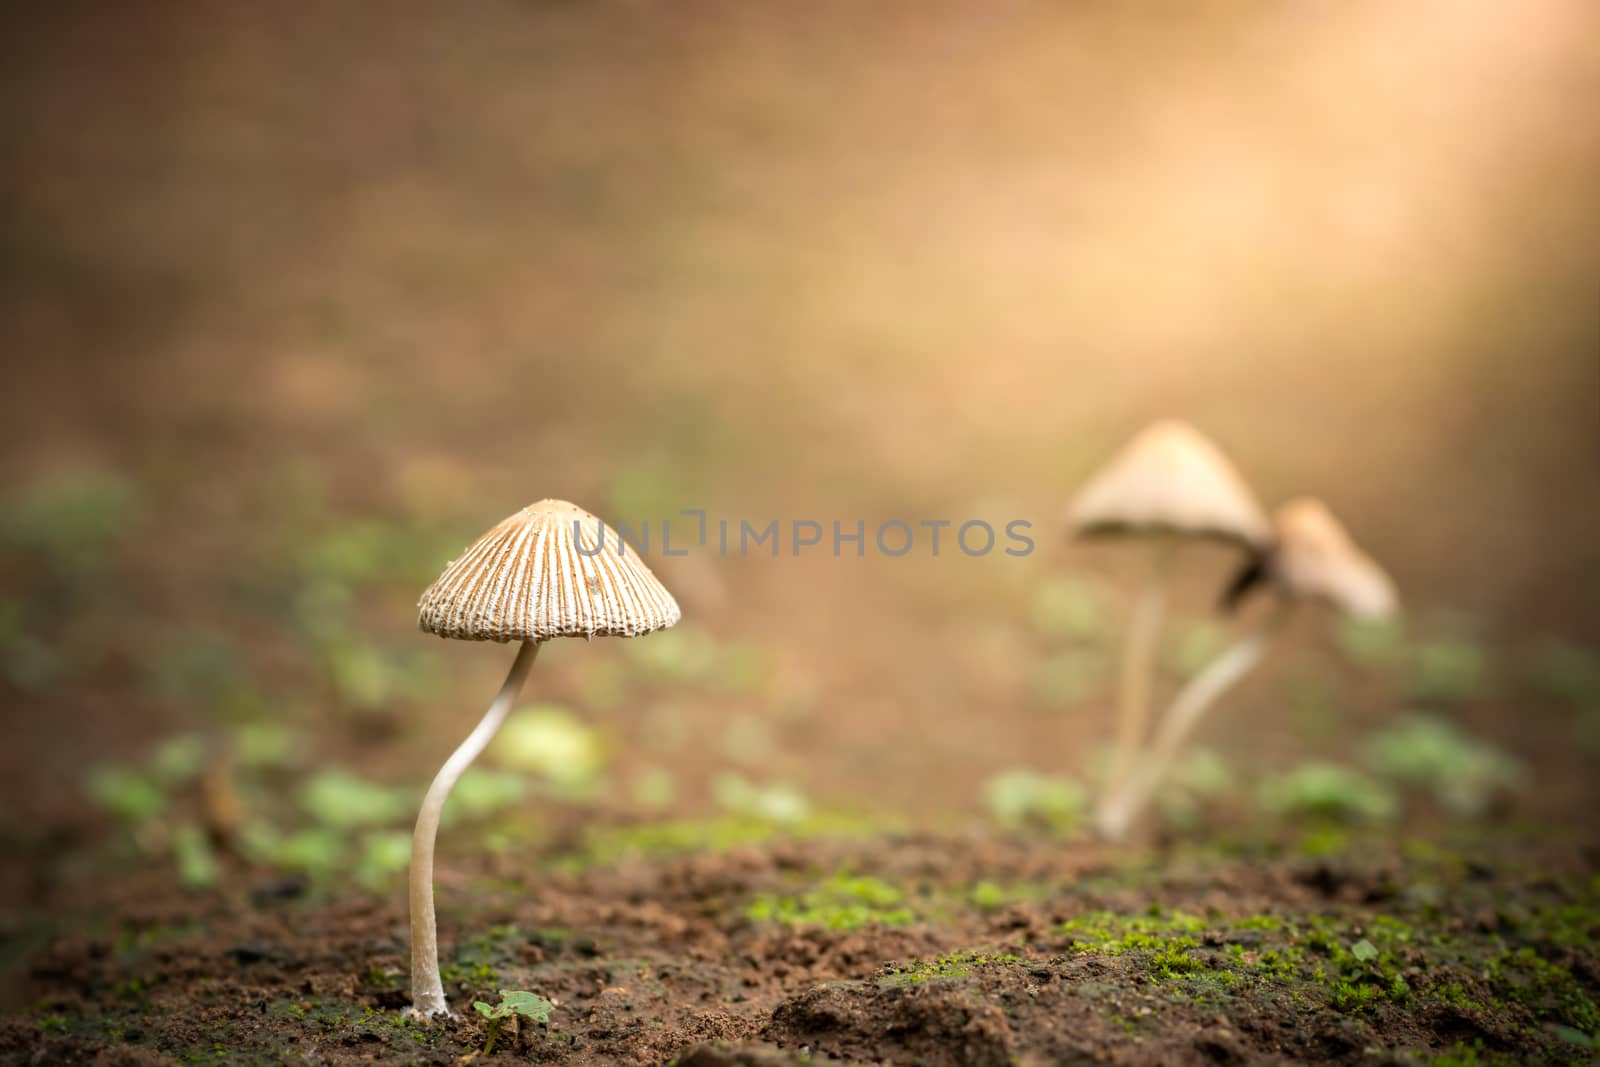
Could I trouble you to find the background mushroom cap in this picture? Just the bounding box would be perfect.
[418,499,682,642]
[1067,419,1272,548]
[1272,497,1398,619]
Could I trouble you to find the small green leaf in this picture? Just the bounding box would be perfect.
[491,706,606,790]
[172,822,220,890]
[85,766,166,824]
[149,734,207,785]
[1350,938,1378,962]
[1548,1024,1595,1049]
[496,989,553,1024]
[298,769,409,828]
[355,831,413,888]
[473,1001,497,1018]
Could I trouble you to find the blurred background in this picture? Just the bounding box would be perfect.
[1,3,1597,911]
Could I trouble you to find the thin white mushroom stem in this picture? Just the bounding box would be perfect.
[1107,538,1175,795]
[408,639,540,1018]
[1095,601,1292,841]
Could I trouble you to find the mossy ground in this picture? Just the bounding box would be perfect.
[4,828,1595,1065]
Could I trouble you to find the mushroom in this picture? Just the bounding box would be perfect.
[1092,497,1397,840]
[1066,420,1270,811]
[407,499,680,1018]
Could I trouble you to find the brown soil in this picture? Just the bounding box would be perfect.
[4,831,1597,1065]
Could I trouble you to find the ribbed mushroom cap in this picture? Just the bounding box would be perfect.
[1067,420,1271,548]
[418,500,681,642]
[1271,497,1397,619]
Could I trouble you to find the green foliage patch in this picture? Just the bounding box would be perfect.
[881,949,1022,987]
[748,872,916,930]
[473,989,554,1054]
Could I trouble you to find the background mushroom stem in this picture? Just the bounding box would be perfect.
[407,639,541,1018]
[1095,601,1293,841]
[1108,538,1174,798]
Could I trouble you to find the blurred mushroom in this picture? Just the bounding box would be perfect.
[1093,497,1396,840]
[406,499,680,1018]
[199,749,243,851]
[1067,420,1270,804]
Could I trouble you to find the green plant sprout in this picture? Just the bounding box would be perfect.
[1335,615,1407,669]
[442,768,525,823]
[171,823,219,890]
[0,469,138,577]
[1409,638,1486,705]
[234,722,300,769]
[322,640,444,713]
[1529,639,1600,706]
[982,770,1087,833]
[472,990,553,1054]
[713,773,810,823]
[85,766,166,825]
[1259,763,1398,823]
[1155,747,1235,831]
[1362,715,1521,816]
[1031,576,1106,643]
[298,770,410,829]
[490,705,607,793]
[621,621,719,684]
[357,832,414,889]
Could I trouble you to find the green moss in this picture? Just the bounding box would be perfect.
[748,872,916,930]
[1330,974,1407,1013]
[964,879,1051,913]
[267,998,448,1048]
[112,920,205,961]
[1522,899,1600,951]
[1296,823,1352,858]
[1148,939,1203,979]
[970,880,1012,912]
[564,813,883,870]
[880,949,1021,987]
[1431,982,1489,1013]
[1060,908,1209,955]
[1486,947,1599,1033]
[1060,909,1461,1015]
[436,923,549,989]
[1425,1041,1524,1066]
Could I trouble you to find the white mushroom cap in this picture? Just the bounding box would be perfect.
[1067,420,1271,548]
[1271,497,1397,619]
[418,499,681,642]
